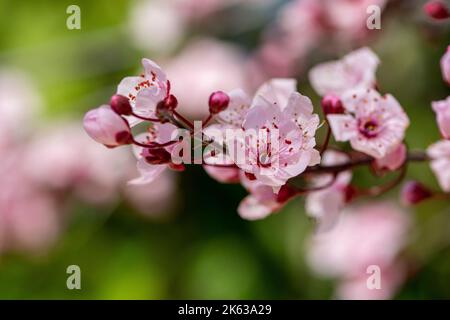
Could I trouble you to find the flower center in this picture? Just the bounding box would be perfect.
[359,118,380,138]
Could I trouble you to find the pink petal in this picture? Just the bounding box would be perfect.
[141,58,167,83]
[374,143,407,171]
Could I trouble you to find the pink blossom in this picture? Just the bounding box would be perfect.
[305,151,352,232]
[129,123,180,185]
[322,0,387,42]
[0,152,60,254]
[230,79,320,187]
[307,203,411,299]
[24,124,131,205]
[427,140,450,192]
[309,47,380,97]
[336,263,406,300]
[327,89,409,159]
[129,0,185,54]
[441,46,450,86]
[0,69,42,144]
[374,143,407,171]
[432,96,450,139]
[83,105,132,148]
[401,181,433,205]
[215,89,252,127]
[117,58,168,125]
[164,38,247,118]
[307,203,410,277]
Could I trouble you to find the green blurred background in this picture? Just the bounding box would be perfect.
[0,0,449,299]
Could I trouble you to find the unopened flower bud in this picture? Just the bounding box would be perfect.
[110,94,132,115]
[209,91,230,114]
[401,181,433,205]
[321,94,344,115]
[83,105,132,147]
[424,1,450,20]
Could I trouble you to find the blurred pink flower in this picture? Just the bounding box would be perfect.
[307,203,411,299]
[24,124,131,205]
[374,143,407,171]
[322,0,387,42]
[231,79,320,187]
[0,152,60,254]
[309,47,380,97]
[336,263,406,300]
[215,89,252,127]
[0,69,42,148]
[305,151,352,233]
[129,0,185,54]
[164,38,247,118]
[249,0,322,81]
[441,46,450,86]
[174,0,264,21]
[83,105,132,147]
[427,140,450,192]
[328,89,409,158]
[400,181,433,205]
[432,96,450,139]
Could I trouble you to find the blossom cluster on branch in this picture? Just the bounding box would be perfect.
[83,45,450,231]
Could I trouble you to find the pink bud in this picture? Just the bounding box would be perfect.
[424,1,450,20]
[401,181,433,205]
[110,94,132,115]
[209,91,230,114]
[321,94,344,115]
[83,105,131,147]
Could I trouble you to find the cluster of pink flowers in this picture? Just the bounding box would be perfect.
[83,41,450,298]
[84,43,450,228]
